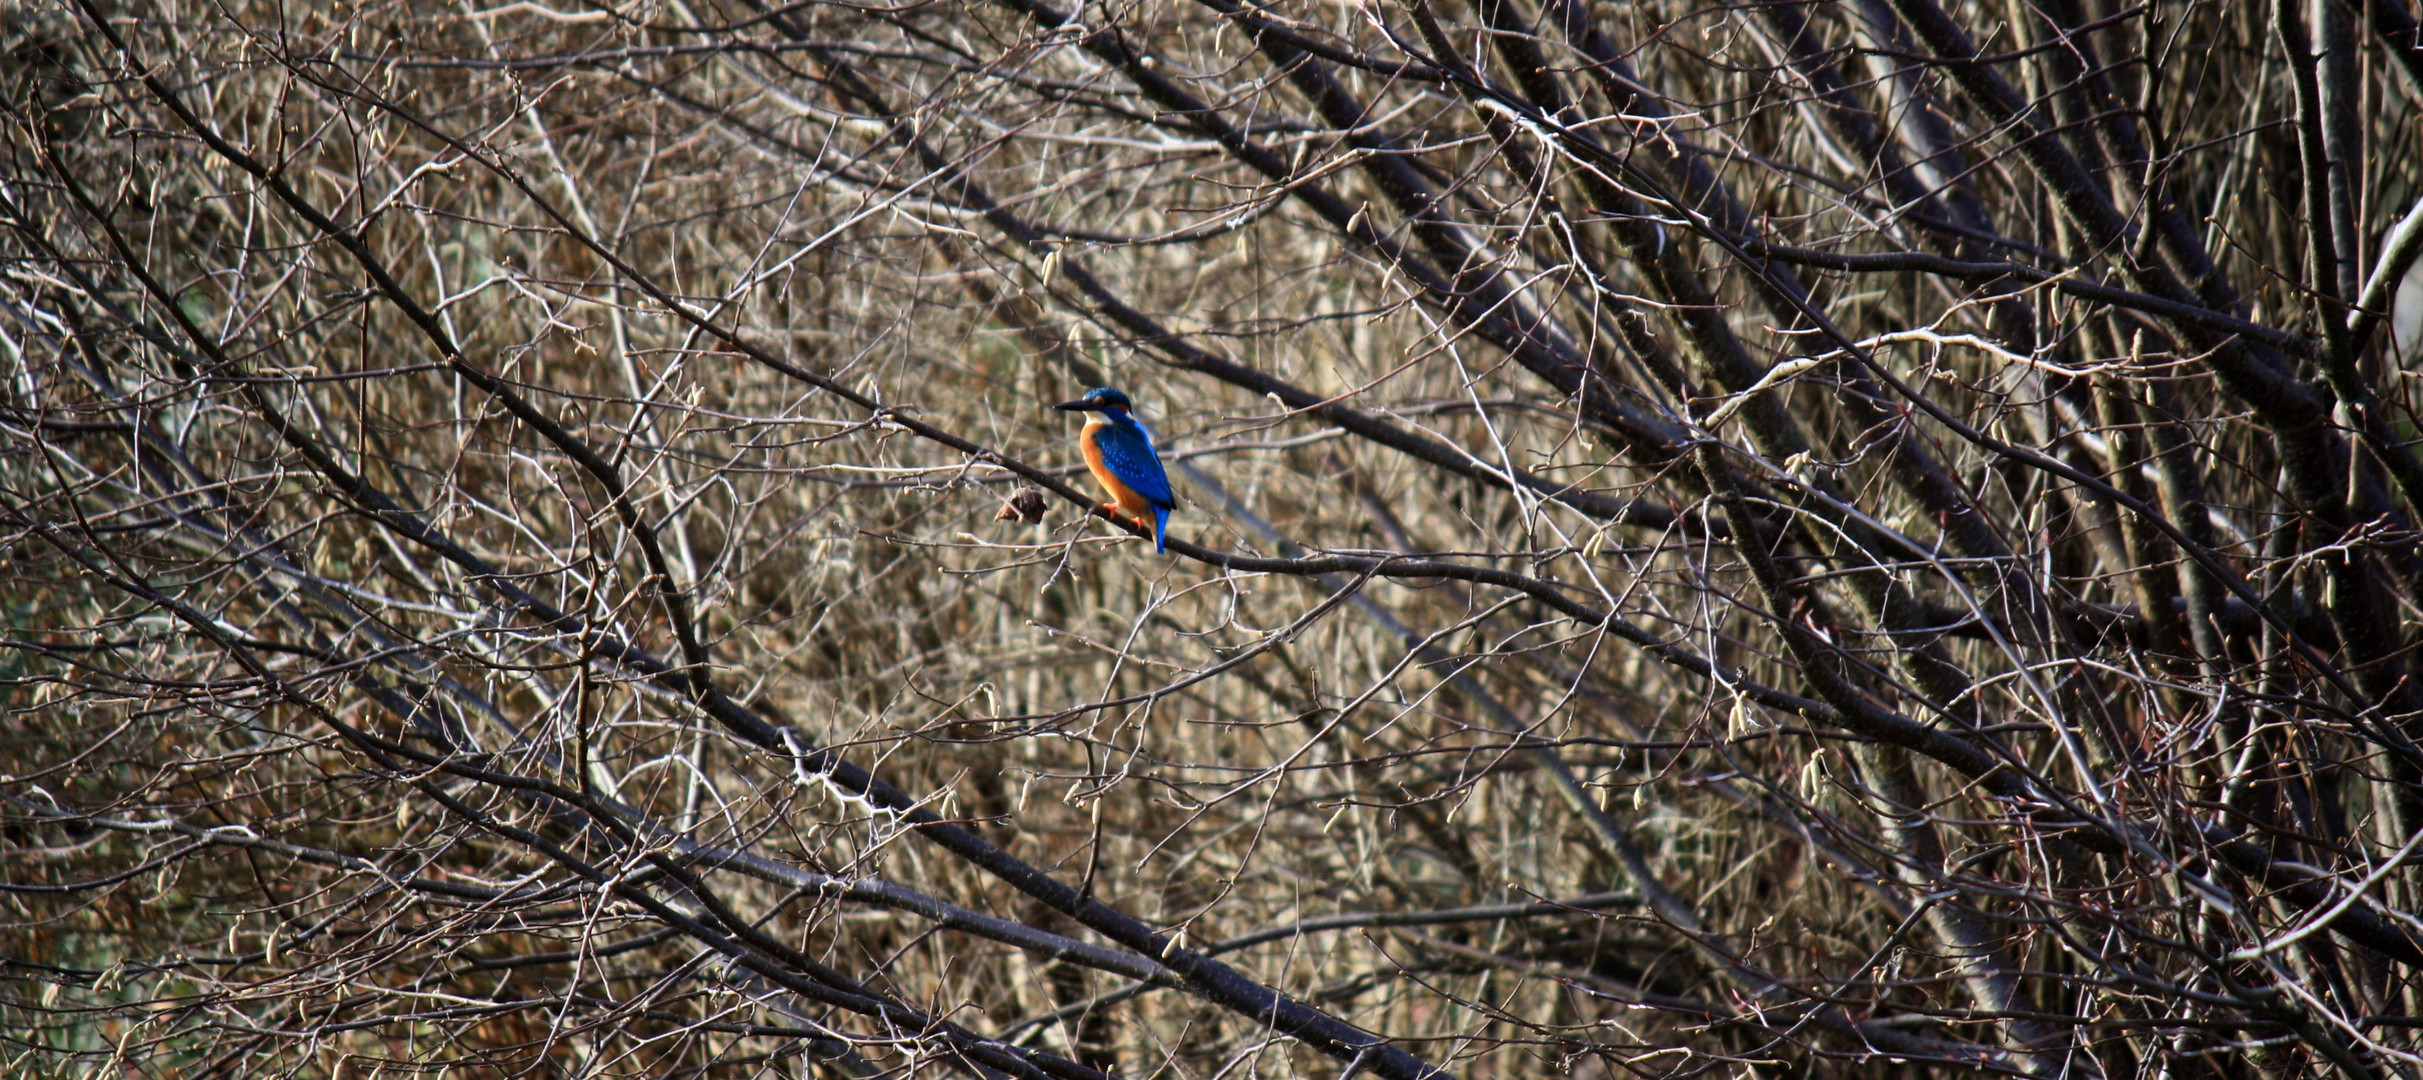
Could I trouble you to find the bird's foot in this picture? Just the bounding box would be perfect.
[1094,504,1151,535]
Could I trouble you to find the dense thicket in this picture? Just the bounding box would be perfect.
[5,0,2423,1076]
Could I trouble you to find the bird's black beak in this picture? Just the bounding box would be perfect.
[1054,398,1097,412]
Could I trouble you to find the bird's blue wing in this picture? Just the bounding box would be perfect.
[1093,420,1174,509]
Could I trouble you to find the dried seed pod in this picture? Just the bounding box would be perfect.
[995,486,1048,524]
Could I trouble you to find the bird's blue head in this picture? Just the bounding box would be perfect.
[1054,387,1134,417]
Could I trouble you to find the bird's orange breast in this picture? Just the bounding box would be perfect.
[1081,423,1156,521]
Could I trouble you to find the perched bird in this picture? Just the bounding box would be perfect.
[1056,386,1175,553]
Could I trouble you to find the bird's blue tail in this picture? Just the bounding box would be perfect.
[1152,505,1171,554]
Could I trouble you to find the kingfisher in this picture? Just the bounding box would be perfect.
[1056,387,1175,553]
